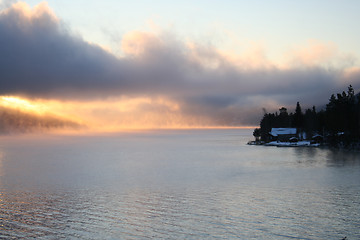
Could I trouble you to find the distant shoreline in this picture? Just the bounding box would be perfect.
[247,140,360,152]
[248,140,320,147]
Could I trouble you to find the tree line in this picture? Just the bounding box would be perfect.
[254,85,360,147]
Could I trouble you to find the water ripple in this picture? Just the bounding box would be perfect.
[1,130,359,239]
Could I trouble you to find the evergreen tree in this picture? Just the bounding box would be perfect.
[304,107,317,137]
[293,102,303,129]
[253,128,261,141]
[257,85,359,145]
[278,107,290,127]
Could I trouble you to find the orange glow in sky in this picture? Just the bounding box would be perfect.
[0,96,253,132]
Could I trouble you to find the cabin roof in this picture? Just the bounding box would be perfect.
[269,128,297,136]
[312,134,323,138]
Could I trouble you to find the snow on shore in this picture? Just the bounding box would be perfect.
[265,141,320,147]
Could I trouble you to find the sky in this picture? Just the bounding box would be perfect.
[0,0,360,131]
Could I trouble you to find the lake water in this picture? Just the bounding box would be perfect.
[0,129,359,239]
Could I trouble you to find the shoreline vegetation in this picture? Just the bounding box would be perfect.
[249,85,360,151]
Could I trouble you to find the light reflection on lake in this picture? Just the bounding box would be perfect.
[0,129,359,239]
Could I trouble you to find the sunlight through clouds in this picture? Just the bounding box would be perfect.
[0,1,360,133]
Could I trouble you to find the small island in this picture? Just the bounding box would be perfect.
[250,85,360,150]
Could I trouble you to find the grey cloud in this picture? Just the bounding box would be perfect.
[0,0,16,9]
[0,3,359,126]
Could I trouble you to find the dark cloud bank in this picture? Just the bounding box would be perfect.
[1,3,359,127]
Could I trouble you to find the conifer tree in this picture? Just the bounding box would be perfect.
[293,102,303,129]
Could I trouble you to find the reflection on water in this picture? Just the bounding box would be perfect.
[326,149,360,167]
[292,146,360,167]
[0,130,359,239]
[1,186,359,239]
[0,150,3,177]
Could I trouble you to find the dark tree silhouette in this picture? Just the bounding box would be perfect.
[256,85,360,148]
[293,102,303,129]
[253,128,261,141]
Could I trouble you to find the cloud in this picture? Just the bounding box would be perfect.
[342,67,360,84]
[0,2,127,98]
[284,40,337,67]
[0,0,16,9]
[282,40,357,70]
[0,2,359,128]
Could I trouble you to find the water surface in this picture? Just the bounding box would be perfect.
[0,129,359,239]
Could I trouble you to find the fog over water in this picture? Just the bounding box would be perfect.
[0,129,359,239]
